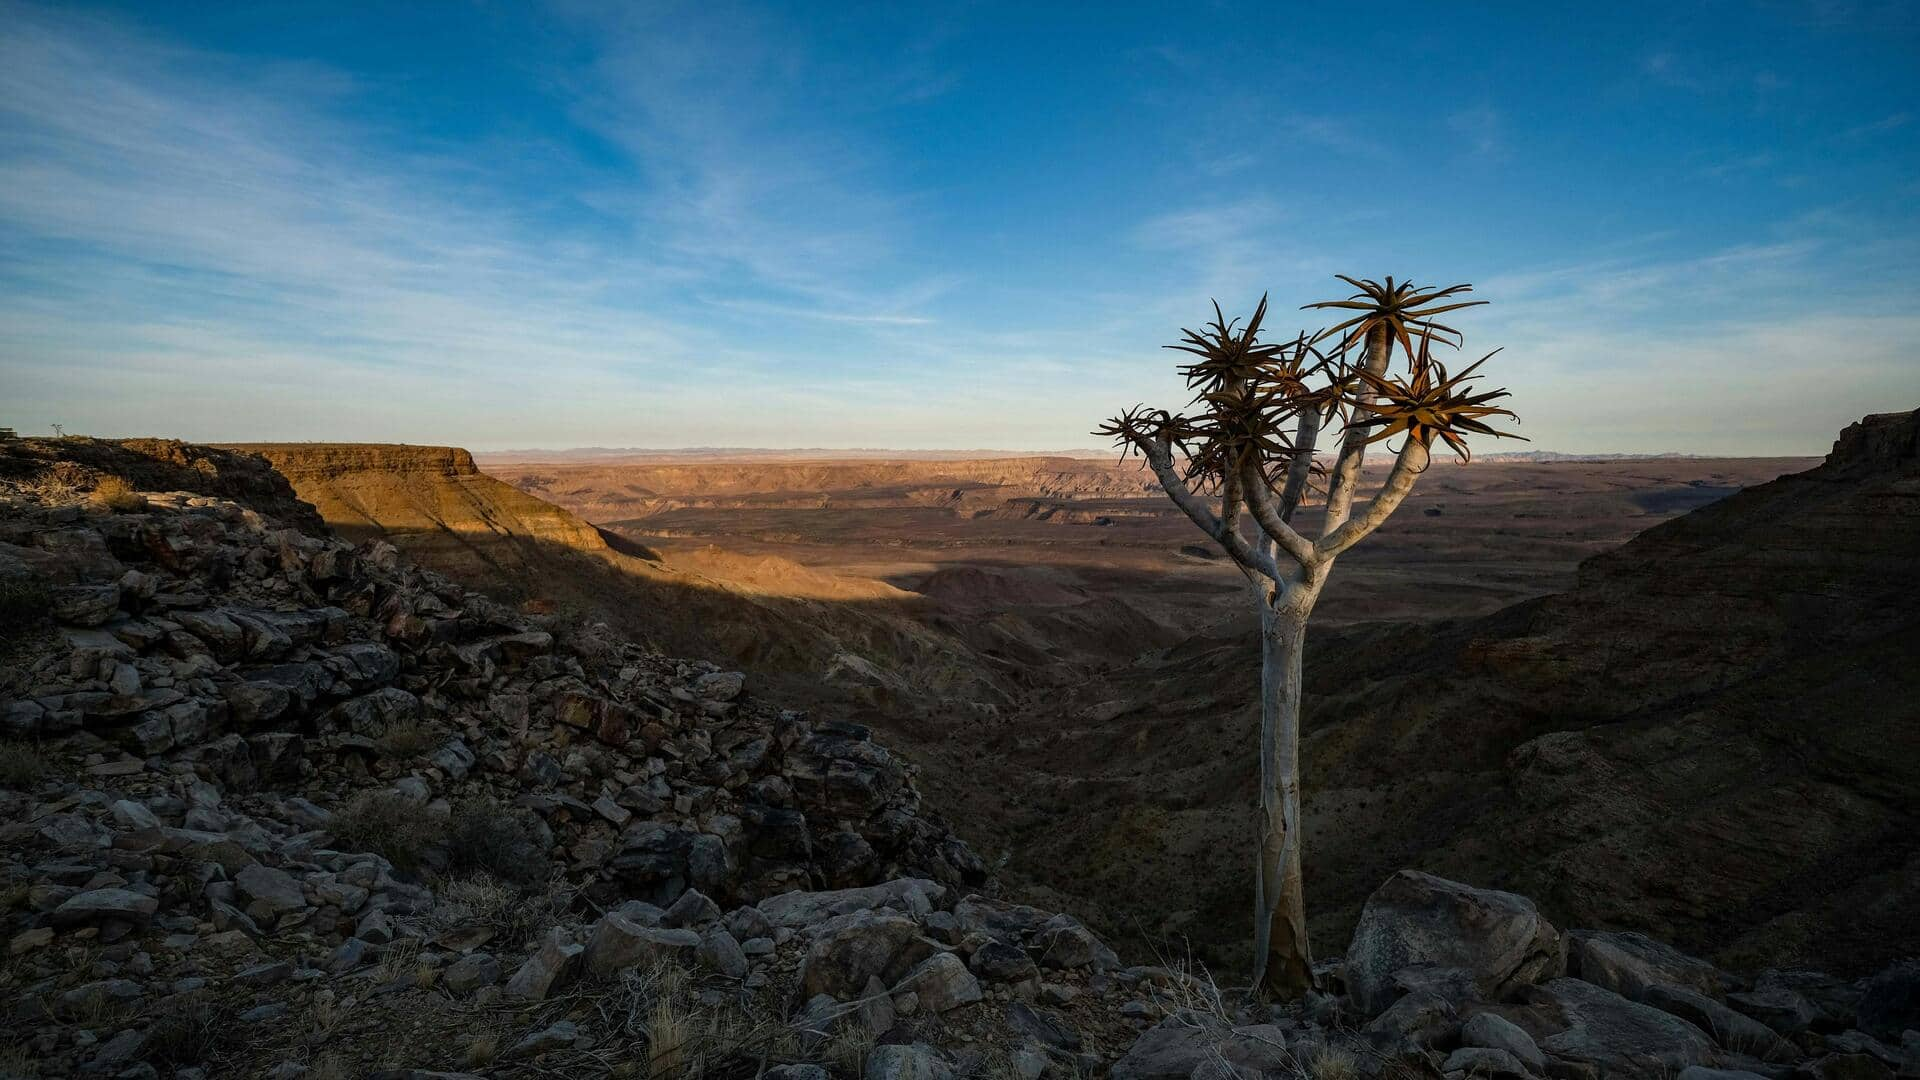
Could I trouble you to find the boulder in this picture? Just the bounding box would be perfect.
[235,865,306,920]
[1442,1047,1531,1079]
[505,933,584,1000]
[760,879,945,927]
[1727,986,1822,1037]
[661,888,722,929]
[1110,1014,1289,1080]
[1460,1012,1546,1073]
[1529,978,1715,1080]
[443,954,501,994]
[891,952,982,1013]
[953,894,1054,941]
[1365,989,1458,1048]
[698,928,749,979]
[863,1044,955,1080]
[968,939,1040,984]
[583,912,700,978]
[1856,960,1920,1042]
[797,911,939,1001]
[1033,913,1119,970]
[1642,983,1797,1062]
[51,888,159,928]
[1568,930,1727,1001]
[1345,871,1563,1018]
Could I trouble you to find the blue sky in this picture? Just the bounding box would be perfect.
[2,1,1916,453]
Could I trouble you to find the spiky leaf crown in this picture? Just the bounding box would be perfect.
[1099,275,1523,488]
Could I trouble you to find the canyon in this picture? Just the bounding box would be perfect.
[2,416,1916,1078]
[222,434,1913,976]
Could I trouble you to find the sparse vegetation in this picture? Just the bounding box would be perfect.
[1308,1045,1359,1080]
[433,873,573,949]
[141,998,239,1070]
[819,1019,876,1077]
[372,717,440,759]
[0,1043,40,1077]
[0,741,53,789]
[327,791,443,875]
[308,1053,352,1080]
[462,1032,499,1070]
[87,474,145,512]
[328,792,549,886]
[443,796,549,887]
[645,996,692,1079]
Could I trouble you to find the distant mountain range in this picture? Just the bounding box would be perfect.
[472,445,1765,465]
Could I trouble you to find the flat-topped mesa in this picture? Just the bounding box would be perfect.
[225,441,611,556]
[226,442,485,481]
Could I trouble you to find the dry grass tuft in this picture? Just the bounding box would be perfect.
[0,1044,39,1077]
[87,475,145,512]
[820,1020,876,1076]
[372,718,440,759]
[433,874,572,950]
[1308,1045,1359,1080]
[463,1031,500,1069]
[374,937,422,985]
[308,1053,352,1080]
[645,996,693,1079]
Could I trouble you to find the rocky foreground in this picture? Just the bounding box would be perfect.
[0,439,1916,1079]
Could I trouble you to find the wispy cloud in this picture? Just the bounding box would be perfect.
[1447,106,1507,160]
[0,2,960,445]
[1841,112,1910,139]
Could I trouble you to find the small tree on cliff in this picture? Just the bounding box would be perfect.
[1098,275,1523,999]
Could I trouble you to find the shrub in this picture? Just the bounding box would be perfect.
[87,475,145,512]
[1309,1046,1359,1080]
[444,797,550,887]
[373,718,440,759]
[433,874,572,949]
[0,742,52,790]
[328,792,549,886]
[327,792,442,875]
[142,998,239,1070]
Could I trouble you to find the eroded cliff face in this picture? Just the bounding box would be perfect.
[226,444,609,562]
[491,456,1162,522]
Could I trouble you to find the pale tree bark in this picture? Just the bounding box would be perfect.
[1250,576,1319,997]
[1322,324,1395,535]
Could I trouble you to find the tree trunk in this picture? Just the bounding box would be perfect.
[1252,599,1313,998]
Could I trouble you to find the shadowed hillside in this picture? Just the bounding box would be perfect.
[223,444,1023,712]
[974,409,1920,975]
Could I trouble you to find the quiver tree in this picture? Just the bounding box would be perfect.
[1098,276,1523,999]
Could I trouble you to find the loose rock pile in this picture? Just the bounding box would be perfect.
[2,447,1916,1079]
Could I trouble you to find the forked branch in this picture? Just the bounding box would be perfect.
[1137,433,1278,580]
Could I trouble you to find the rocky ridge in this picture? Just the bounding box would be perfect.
[0,439,1915,1079]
